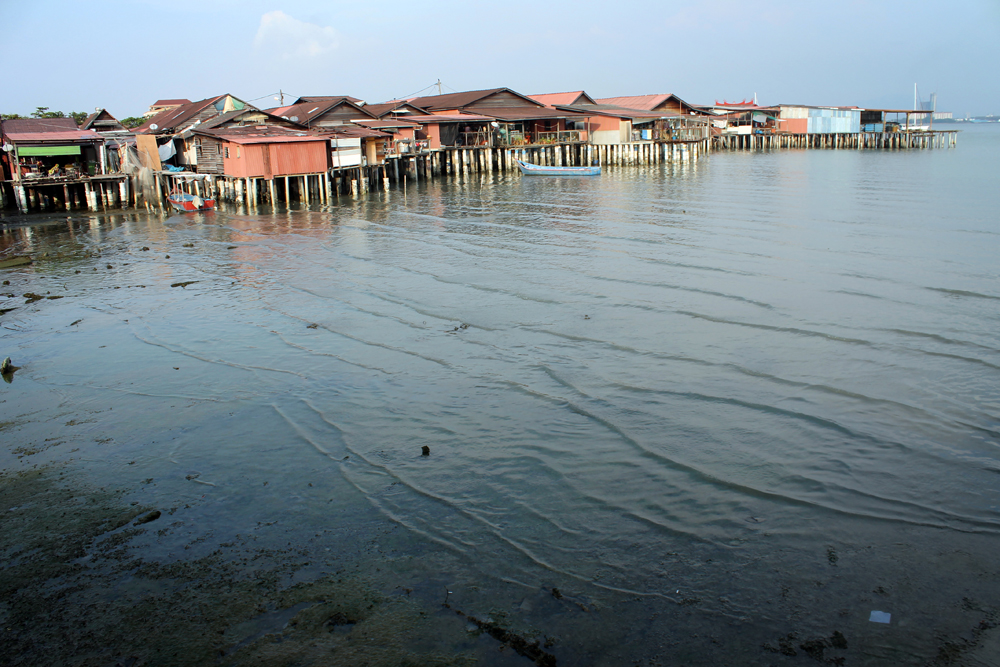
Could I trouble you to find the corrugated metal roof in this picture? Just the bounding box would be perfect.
[528,91,596,107]
[323,126,391,139]
[216,134,327,145]
[409,88,543,111]
[2,118,80,133]
[4,130,102,143]
[293,95,364,105]
[352,119,422,129]
[263,98,375,124]
[152,99,191,107]
[199,109,297,130]
[461,107,587,121]
[363,102,431,118]
[595,94,674,110]
[555,104,664,120]
[419,113,494,122]
[134,95,225,134]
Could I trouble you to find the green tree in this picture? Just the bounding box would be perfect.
[69,111,88,125]
[119,116,146,129]
[1,113,24,120]
[31,106,65,119]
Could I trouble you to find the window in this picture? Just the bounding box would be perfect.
[224,146,230,158]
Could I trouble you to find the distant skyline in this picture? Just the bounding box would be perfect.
[3,0,999,118]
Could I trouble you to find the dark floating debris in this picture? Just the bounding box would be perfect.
[134,510,161,525]
[827,547,838,565]
[551,587,563,600]
[448,323,470,333]
[1,357,14,373]
[306,323,319,329]
[583,314,590,320]
[70,319,83,327]
[2,280,9,285]
[170,281,199,288]
[141,247,150,251]
[421,445,430,456]
[182,243,194,248]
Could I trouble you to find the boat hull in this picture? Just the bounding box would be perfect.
[168,194,216,212]
[515,160,600,176]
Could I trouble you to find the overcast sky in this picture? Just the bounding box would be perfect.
[3,0,998,118]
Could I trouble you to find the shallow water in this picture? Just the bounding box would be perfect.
[2,125,1000,664]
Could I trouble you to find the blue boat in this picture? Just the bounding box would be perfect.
[515,160,601,176]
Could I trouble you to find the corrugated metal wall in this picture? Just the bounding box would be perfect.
[806,108,861,134]
[780,107,861,134]
[269,142,328,176]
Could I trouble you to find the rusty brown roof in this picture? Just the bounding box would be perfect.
[363,102,432,118]
[264,98,375,124]
[2,118,80,133]
[461,107,588,122]
[293,95,364,105]
[134,95,226,134]
[408,88,542,111]
[199,108,299,130]
[322,125,391,139]
[595,94,702,115]
[151,99,191,107]
[3,129,102,144]
[528,91,597,107]
[555,104,664,120]
[352,119,422,129]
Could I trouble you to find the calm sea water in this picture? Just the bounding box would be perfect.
[2,125,999,664]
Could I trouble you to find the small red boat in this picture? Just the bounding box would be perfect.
[167,191,216,212]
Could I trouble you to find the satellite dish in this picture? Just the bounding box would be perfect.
[95,106,102,112]
[491,121,500,128]
[150,123,159,130]
[2,143,12,152]
[290,116,299,122]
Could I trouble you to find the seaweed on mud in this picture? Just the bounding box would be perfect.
[0,466,479,667]
[444,602,557,666]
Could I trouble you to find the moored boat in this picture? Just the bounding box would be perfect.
[167,191,216,212]
[515,160,601,176]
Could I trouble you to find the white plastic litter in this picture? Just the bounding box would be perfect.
[869,610,891,624]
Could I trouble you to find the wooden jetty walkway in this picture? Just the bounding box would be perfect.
[713,129,959,150]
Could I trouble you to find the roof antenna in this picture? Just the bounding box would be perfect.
[753,91,757,105]
[436,79,443,96]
